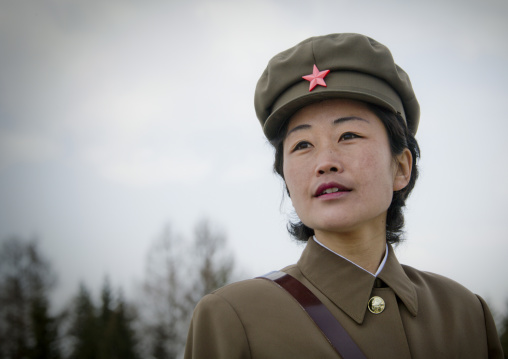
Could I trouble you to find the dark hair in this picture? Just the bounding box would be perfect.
[269,103,420,244]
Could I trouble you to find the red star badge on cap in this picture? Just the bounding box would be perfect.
[302,64,330,91]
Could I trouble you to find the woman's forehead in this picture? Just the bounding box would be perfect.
[286,99,375,133]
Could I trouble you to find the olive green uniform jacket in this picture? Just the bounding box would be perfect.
[184,239,503,358]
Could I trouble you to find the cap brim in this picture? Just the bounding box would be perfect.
[263,71,406,140]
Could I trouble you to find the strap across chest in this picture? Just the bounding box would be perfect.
[258,271,367,359]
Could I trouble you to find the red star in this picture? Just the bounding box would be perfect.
[302,64,330,91]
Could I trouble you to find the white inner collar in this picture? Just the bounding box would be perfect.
[312,236,388,277]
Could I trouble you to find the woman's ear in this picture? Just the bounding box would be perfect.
[393,148,412,191]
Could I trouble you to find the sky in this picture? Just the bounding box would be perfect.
[1,0,508,315]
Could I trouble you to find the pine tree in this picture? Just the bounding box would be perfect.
[149,323,172,359]
[67,284,99,359]
[66,280,140,359]
[29,295,61,359]
[109,294,139,359]
[97,280,139,359]
[0,237,61,359]
[499,302,508,358]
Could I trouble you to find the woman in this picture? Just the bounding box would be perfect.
[184,33,503,358]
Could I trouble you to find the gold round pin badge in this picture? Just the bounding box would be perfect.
[368,296,385,314]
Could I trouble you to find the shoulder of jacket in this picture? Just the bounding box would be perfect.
[203,267,303,311]
[401,264,479,301]
[212,277,270,295]
[210,275,287,301]
[210,265,300,296]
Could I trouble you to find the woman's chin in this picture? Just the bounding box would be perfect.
[307,213,388,239]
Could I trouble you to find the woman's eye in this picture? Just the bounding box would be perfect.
[293,141,312,151]
[340,132,359,141]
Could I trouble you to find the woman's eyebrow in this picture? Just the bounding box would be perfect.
[333,116,369,125]
[286,124,311,138]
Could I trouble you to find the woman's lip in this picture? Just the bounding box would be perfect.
[317,190,350,200]
[314,182,351,197]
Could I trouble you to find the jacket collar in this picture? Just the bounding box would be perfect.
[297,238,418,324]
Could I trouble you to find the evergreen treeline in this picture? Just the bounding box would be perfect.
[0,219,235,359]
[1,219,507,358]
[65,281,138,359]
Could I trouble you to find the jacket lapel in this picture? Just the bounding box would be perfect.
[297,239,418,324]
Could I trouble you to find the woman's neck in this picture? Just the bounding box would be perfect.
[314,227,387,274]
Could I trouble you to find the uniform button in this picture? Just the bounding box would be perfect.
[368,296,385,314]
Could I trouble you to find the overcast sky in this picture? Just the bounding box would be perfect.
[1,0,507,314]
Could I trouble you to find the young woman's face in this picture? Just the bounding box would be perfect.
[282,99,411,238]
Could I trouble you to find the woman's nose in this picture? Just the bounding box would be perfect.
[315,149,343,175]
[318,166,339,174]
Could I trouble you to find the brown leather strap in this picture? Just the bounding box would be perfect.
[259,271,367,359]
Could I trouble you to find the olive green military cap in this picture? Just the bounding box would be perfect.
[254,33,420,140]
